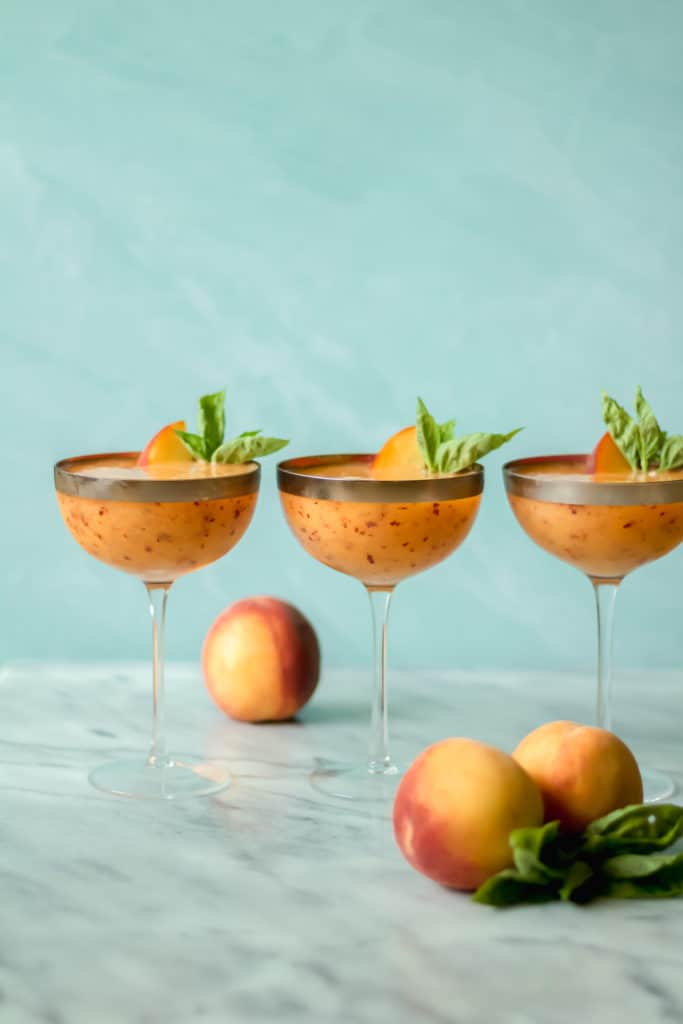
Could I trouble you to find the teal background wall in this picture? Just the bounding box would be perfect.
[3,1,682,676]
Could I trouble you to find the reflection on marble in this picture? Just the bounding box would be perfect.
[2,661,683,1024]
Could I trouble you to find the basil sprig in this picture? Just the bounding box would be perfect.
[175,390,288,463]
[473,804,683,908]
[416,398,522,474]
[602,387,683,472]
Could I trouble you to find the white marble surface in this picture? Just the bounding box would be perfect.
[2,661,683,1024]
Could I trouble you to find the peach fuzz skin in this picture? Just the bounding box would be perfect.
[586,432,631,474]
[513,721,643,833]
[57,491,257,583]
[279,493,481,587]
[393,738,543,891]
[372,425,426,479]
[202,597,320,722]
[137,420,192,466]
[508,493,683,580]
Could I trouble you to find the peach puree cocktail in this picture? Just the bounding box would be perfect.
[504,442,683,804]
[277,395,521,801]
[54,387,286,801]
[506,456,683,582]
[278,450,485,801]
[279,456,482,588]
[56,455,258,584]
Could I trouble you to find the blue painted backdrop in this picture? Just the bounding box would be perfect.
[3,1,682,676]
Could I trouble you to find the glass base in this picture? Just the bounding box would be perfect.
[310,758,402,803]
[642,767,676,804]
[89,755,231,800]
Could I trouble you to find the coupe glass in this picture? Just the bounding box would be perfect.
[55,452,260,799]
[503,455,683,801]
[278,454,483,800]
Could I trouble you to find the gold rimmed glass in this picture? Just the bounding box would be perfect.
[503,454,683,802]
[278,454,484,801]
[55,452,260,799]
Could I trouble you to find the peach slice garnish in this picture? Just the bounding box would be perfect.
[586,431,631,474]
[371,425,427,479]
[137,420,194,466]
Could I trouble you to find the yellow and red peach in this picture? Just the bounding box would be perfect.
[137,420,193,466]
[513,721,643,833]
[371,425,426,479]
[586,431,631,474]
[393,738,543,890]
[202,596,320,722]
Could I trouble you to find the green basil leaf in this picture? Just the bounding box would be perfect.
[438,418,456,444]
[510,819,562,857]
[582,804,683,855]
[471,869,558,908]
[212,434,289,464]
[416,397,440,471]
[601,393,641,470]
[602,852,683,880]
[600,853,683,899]
[511,848,557,884]
[197,389,226,458]
[559,860,595,902]
[510,820,580,880]
[436,428,523,473]
[659,434,683,471]
[602,878,683,899]
[510,821,562,881]
[174,430,207,461]
[634,386,665,470]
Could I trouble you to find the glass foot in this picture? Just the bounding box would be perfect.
[310,758,402,803]
[641,767,676,803]
[89,755,231,800]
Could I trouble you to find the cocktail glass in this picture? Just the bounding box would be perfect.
[54,452,260,799]
[278,454,483,800]
[503,455,683,801]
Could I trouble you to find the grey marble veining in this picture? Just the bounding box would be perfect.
[2,662,683,1024]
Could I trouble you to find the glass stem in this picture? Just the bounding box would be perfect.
[366,586,394,774]
[591,579,619,731]
[145,582,171,766]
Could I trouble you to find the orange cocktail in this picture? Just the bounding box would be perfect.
[278,453,483,800]
[506,456,683,582]
[54,451,260,800]
[279,456,481,587]
[503,453,683,802]
[56,455,258,583]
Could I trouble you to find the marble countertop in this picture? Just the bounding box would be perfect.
[3,661,683,1024]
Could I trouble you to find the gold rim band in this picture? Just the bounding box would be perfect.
[277,454,484,503]
[503,455,683,506]
[54,453,261,503]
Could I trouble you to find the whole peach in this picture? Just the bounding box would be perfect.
[393,738,543,890]
[513,721,643,832]
[202,597,320,722]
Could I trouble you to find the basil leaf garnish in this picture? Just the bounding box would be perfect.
[175,430,207,461]
[436,429,523,474]
[197,389,226,458]
[601,393,642,470]
[175,390,288,463]
[212,434,289,464]
[601,387,683,472]
[659,435,683,471]
[414,397,521,474]
[634,386,665,470]
[416,397,441,472]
